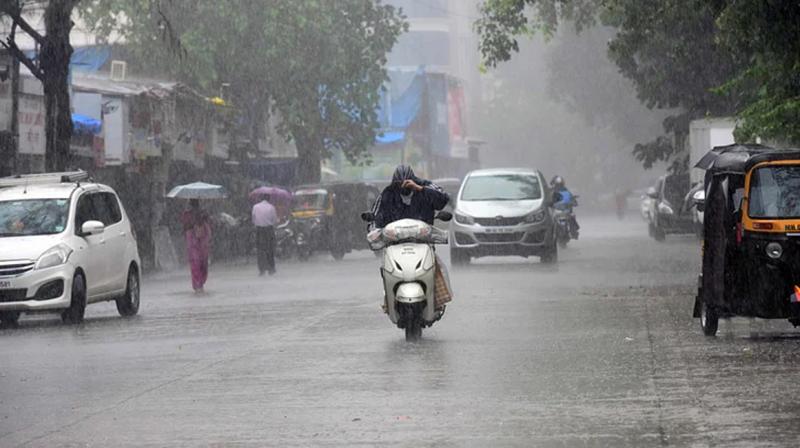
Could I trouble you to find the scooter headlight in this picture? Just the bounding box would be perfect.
[766,242,783,259]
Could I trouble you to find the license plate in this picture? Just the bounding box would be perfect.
[485,228,514,234]
[0,280,11,289]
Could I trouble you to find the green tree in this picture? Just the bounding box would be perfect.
[81,0,407,183]
[716,1,800,145]
[0,0,79,171]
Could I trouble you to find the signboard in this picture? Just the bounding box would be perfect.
[447,84,468,158]
[103,97,127,165]
[17,94,44,155]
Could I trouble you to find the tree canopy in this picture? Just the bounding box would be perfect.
[81,0,407,182]
[477,0,799,171]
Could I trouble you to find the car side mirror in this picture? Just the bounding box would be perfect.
[692,190,705,212]
[80,220,105,236]
[435,211,453,222]
[646,187,658,199]
[360,211,375,223]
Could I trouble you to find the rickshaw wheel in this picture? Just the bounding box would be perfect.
[700,301,719,336]
[331,248,345,261]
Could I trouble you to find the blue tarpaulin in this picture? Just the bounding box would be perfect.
[374,68,426,144]
[72,113,102,135]
[25,45,111,73]
[376,131,405,145]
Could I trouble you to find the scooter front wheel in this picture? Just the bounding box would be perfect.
[405,321,422,341]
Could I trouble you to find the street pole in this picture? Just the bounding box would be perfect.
[10,53,18,174]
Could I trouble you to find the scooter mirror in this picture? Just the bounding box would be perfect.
[435,211,453,222]
[360,211,375,222]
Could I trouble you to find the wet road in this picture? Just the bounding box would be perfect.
[3,214,800,447]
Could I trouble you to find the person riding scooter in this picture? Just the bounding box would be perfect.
[371,165,451,301]
[551,175,580,239]
[372,165,450,228]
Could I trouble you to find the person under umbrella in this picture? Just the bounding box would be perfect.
[252,194,278,276]
[180,199,212,293]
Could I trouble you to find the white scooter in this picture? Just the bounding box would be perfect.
[362,212,452,341]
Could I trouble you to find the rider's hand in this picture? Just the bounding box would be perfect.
[401,179,424,192]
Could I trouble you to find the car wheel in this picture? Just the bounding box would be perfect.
[0,311,20,327]
[700,300,719,336]
[62,273,86,325]
[541,239,558,264]
[450,247,470,266]
[331,248,345,261]
[116,266,140,317]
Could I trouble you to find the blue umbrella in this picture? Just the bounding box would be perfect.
[166,182,227,199]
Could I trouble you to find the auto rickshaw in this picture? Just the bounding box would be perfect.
[694,144,800,335]
[291,182,380,260]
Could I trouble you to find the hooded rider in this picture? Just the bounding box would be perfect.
[371,165,452,313]
[372,165,450,228]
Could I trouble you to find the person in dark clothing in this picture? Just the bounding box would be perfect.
[372,165,450,228]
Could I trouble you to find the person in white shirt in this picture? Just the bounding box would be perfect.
[252,195,278,275]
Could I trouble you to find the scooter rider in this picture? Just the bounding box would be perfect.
[551,175,580,236]
[371,165,452,313]
[372,165,450,228]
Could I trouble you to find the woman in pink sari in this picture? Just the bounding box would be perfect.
[180,199,212,293]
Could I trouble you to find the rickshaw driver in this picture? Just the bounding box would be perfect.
[780,190,800,217]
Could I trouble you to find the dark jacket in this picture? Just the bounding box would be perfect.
[372,181,449,228]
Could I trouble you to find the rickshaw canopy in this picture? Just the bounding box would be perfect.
[695,144,800,175]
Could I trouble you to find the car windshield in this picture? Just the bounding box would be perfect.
[293,190,328,211]
[749,165,800,218]
[0,198,70,237]
[460,174,542,201]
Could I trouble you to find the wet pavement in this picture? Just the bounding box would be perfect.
[3,214,800,446]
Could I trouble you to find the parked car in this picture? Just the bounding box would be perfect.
[0,171,141,326]
[449,168,558,265]
[683,182,705,237]
[646,173,695,241]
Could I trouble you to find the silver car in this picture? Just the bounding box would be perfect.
[449,168,557,265]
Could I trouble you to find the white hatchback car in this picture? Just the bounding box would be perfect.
[0,172,141,326]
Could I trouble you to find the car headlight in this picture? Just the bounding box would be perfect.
[525,209,547,223]
[35,244,72,270]
[766,242,783,259]
[455,212,475,225]
[658,202,674,215]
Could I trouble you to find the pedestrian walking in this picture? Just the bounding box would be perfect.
[180,199,212,293]
[252,195,278,275]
